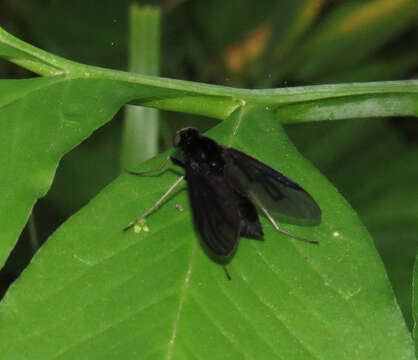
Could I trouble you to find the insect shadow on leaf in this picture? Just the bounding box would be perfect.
[124,128,322,280]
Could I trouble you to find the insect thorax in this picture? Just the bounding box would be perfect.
[185,138,225,175]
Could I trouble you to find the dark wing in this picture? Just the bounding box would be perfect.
[186,167,241,257]
[224,148,321,221]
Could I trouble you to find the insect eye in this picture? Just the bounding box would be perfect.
[173,133,181,148]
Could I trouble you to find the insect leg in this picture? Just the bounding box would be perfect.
[252,196,319,245]
[222,265,232,280]
[125,156,173,176]
[170,157,186,169]
[123,175,185,231]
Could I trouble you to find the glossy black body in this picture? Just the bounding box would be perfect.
[172,127,321,259]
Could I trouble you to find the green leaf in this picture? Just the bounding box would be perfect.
[0,107,413,359]
[287,118,418,329]
[2,25,417,271]
[0,76,125,269]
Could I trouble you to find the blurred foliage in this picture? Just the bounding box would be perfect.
[0,0,417,333]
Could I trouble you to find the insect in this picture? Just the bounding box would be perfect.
[124,127,321,276]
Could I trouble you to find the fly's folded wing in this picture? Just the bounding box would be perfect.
[224,148,321,221]
[186,168,241,257]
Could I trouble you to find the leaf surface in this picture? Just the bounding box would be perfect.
[2,24,416,270]
[0,107,413,359]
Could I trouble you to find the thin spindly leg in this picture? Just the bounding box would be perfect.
[222,265,231,281]
[123,175,185,231]
[125,156,184,176]
[252,195,319,245]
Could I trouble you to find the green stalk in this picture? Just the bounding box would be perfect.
[121,5,161,169]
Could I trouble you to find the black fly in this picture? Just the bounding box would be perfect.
[124,127,321,277]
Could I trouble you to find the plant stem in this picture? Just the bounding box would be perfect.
[121,5,161,169]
